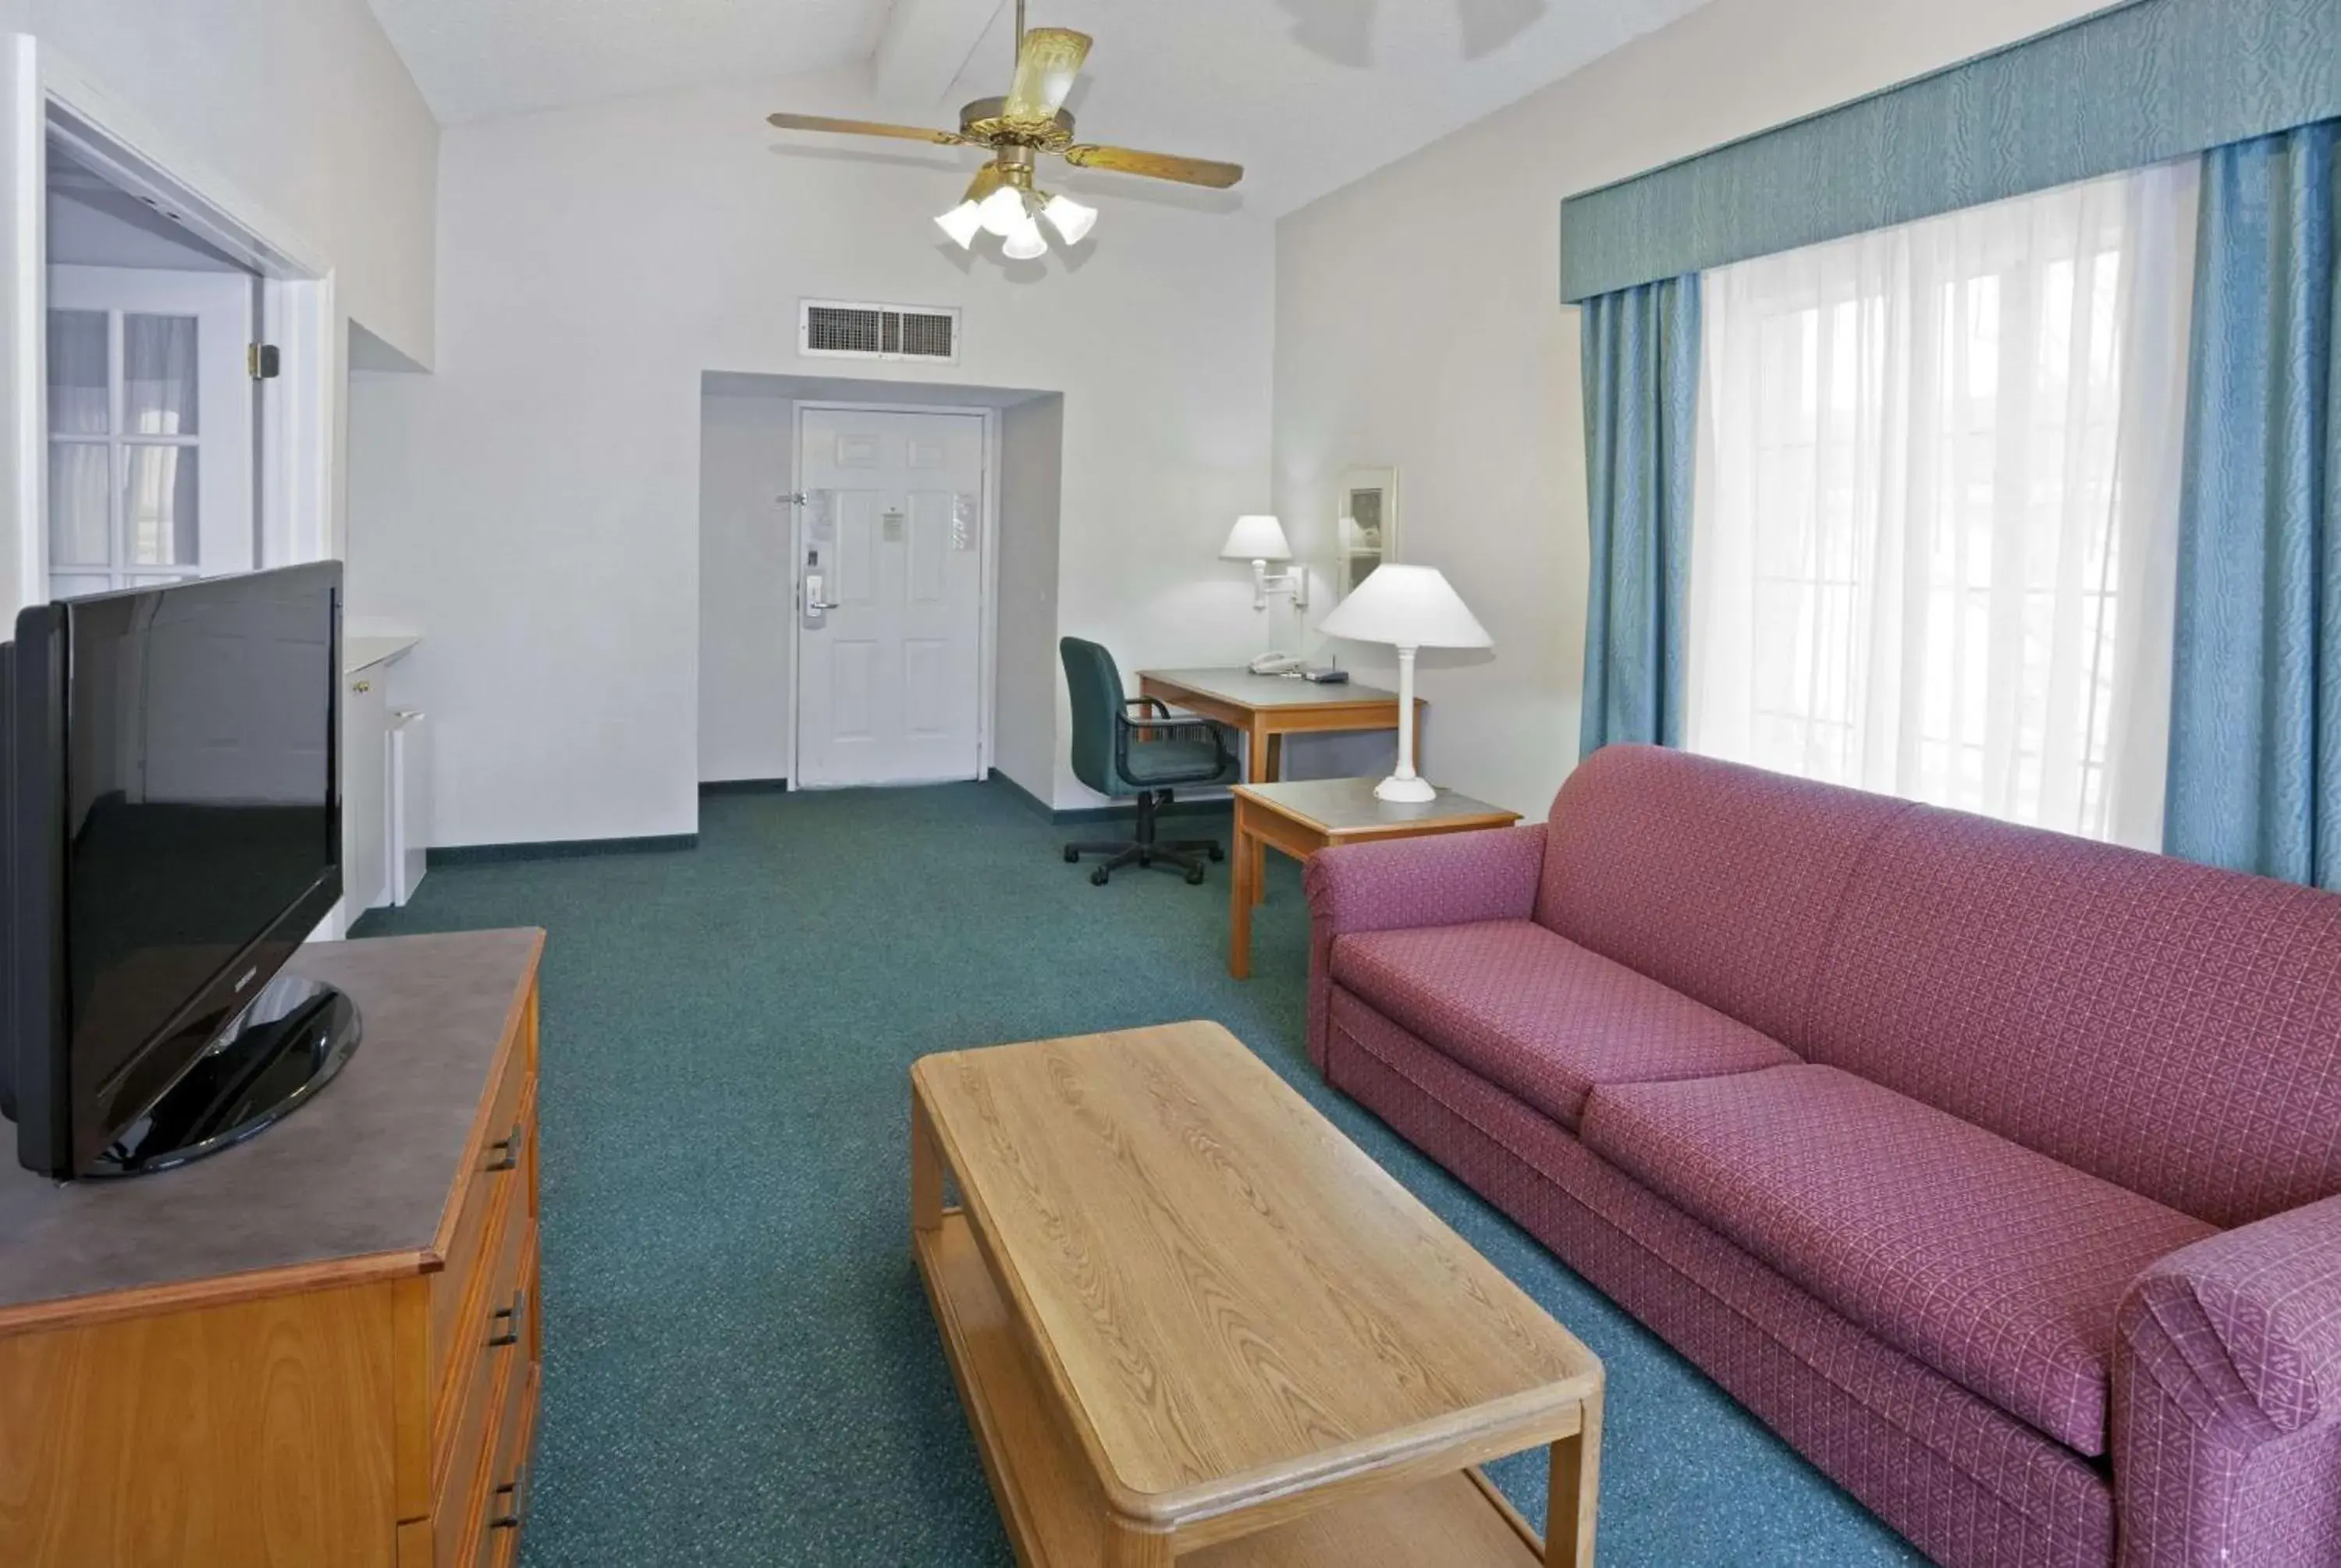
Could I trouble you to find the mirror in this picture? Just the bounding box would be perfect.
[1335,467,1398,601]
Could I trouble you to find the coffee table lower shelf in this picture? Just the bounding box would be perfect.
[915,1208,1547,1566]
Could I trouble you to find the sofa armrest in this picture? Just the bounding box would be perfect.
[2120,1194,2341,1442]
[1303,822,1548,938]
[1300,823,1546,1072]
[2112,1194,2341,1566]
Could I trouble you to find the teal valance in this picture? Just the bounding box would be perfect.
[1559,0,2341,303]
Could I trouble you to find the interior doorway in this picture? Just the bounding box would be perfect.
[694,372,1061,800]
[794,405,989,789]
[4,41,338,618]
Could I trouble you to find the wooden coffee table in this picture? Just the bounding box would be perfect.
[911,1021,1603,1566]
[1229,779,1522,978]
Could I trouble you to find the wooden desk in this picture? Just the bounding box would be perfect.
[911,1022,1604,1566]
[0,930,546,1568]
[1138,667,1422,783]
[1229,779,1521,978]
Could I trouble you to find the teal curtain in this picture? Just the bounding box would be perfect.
[2165,119,2341,888]
[1560,0,2341,303]
[1579,275,1700,757]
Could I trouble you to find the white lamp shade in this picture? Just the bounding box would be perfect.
[1043,193,1097,244]
[934,200,984,248]
[1318,564,1491,649]
[1220,514,1291,562]
[977,185,1030,237]
[1002,218,1050,260]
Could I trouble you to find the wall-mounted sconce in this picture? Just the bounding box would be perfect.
[1219,515,1307,611]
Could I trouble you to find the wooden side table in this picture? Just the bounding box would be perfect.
[1229,778,1522,978]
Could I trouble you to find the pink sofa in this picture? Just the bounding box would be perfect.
[1303,745,2341,1568]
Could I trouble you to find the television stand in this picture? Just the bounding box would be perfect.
[0,929,545,1568]
[88,974,363,1178]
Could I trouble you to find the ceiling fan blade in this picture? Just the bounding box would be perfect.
[1060,144,1244,189]
[766,112,967,146]
[1001,28,1091,122]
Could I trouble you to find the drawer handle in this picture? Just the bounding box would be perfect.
[487,1286,527,1349]
[488,1462,532,1532]
[485,1120,526,1173]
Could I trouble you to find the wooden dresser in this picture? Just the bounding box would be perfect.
[0,929,546,1568]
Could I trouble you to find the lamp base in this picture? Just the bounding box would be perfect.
[1373,773,1438,804]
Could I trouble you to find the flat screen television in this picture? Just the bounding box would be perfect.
[2,562,361,1180]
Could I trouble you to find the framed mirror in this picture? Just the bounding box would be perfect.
[1336,467,1398,601]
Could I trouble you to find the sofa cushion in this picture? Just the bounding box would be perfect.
[1329,919,1799,1131]
[1536,745,1913,1048]
[1805,804,2341,1229]
[1581,1065,2216,1455]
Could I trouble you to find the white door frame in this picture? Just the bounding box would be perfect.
[786,399,1001,789]
[5,34,338,615]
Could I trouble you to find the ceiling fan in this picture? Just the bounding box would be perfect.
[766,0,1244,260]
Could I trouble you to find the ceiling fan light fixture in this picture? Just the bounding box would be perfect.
[1041,192,1097,245]
[934,200,985,248]
[976,184,1032,238]
[767,7,1245,275]
[1002,217,1050,261]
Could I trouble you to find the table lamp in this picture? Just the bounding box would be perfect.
[1317,564,1491,802]
[1220,515,1305,611]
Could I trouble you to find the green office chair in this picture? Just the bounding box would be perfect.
[1060,637,1239,885]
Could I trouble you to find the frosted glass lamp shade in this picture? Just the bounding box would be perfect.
[934,200,984,248]
[977,185,1030,238]
[1001,218,1050,261]
[1043,193,1097,244]
[1318,564,1491,649]
[1220,515,1291,562]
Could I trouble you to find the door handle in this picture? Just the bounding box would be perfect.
[806,598,841,612]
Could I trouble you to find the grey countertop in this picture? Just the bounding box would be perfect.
[0,928,543,1321]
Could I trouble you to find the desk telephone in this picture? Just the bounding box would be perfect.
[1247,653,1351,683]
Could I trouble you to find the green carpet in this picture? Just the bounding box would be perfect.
[353,782,1927,1566]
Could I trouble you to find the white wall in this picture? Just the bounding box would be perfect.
[348,69,1274,846]
[995,394,1064,804]
[1272,0,2112,818]
[9,0,438,363]
[697,391,795,786]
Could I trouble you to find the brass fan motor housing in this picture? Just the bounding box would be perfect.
[958,97,1077,151]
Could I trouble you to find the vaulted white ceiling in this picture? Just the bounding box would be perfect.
[367,0,1705,215]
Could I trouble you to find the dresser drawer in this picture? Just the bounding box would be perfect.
[430,1051,534,1389]
[432,1200,535,1563]
[474,1263,541,1568]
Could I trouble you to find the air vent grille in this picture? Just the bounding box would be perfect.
[799,300,960,364]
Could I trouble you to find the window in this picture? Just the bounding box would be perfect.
[1686,165,2198,849]
[45,268,255,600]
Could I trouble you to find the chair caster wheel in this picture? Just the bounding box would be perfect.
[1207,844,1225,862]
[1185,865,1206,885]
[1090,867,1110,886]
[1063,846,1079,863]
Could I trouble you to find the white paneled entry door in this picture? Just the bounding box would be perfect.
[795,407,989,788]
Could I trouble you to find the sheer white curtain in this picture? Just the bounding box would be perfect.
[1686,163,2198,848]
